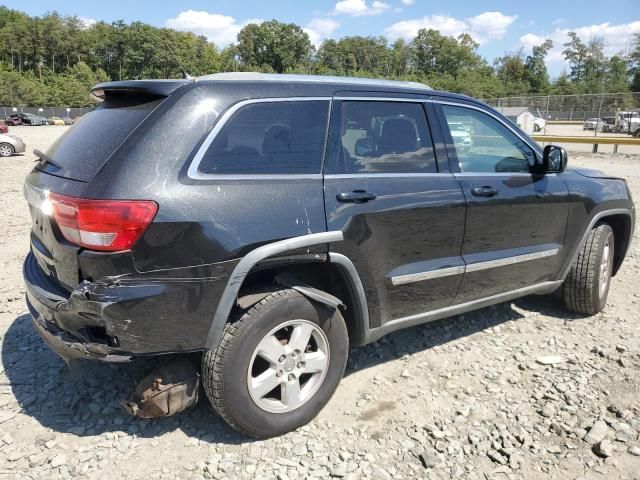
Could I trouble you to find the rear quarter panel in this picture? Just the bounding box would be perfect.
[86,83,329,272]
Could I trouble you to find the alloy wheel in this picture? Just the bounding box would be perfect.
[247,319,330,413]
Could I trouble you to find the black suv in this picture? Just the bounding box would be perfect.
[23,73,635,438]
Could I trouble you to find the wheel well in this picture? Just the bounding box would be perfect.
[599,214,632,275]
[239,260,365,344]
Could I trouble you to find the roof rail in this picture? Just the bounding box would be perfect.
[196,72,431,90]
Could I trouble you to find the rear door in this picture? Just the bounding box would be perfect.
[323,98,466,327]
[436,101,570,302]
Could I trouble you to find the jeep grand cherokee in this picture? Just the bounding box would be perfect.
[23,73,635,437]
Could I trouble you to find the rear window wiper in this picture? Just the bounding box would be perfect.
[34,149,63,169]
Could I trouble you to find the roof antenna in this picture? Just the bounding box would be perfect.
[162,38,193,80]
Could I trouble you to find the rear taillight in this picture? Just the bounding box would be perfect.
[47,193,158,252]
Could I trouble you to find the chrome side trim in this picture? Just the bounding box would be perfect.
[465,248,559,273]
[454,172,557,177]
[187,97,332,181]
[391,265,465,285]
[334,96,430,102]
[325,172,448,179]
[362,280,563,344]
[205,231,344,349]
[389,247,559,286]
[430,99,543,156]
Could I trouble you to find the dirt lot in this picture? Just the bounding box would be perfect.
[1,126,639,480]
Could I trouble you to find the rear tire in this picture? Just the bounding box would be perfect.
[0,143,14,157]
[201,288,348,438]
[563,224,614,315]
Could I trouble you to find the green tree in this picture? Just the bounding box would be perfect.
[411,29,481,78]
[316,39,343,73]
[236,20,311,73]
[605,55,630,93]
[524,39,553,93]
[496,50,529,95]
[629,33,640,92]
[550,71,578,95]
[390,39,411,76]
[0,5,635,107]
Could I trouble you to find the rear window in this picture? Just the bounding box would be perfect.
[197,100,330,175]
[40,96,161,182]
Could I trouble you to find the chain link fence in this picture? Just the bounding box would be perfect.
[483,93,640,122]
[2,106,91,119]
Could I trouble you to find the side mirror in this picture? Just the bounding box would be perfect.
[542,145,567,173]
[355,138,376,157]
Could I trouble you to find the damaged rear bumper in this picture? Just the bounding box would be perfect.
[24,253,133,361]
[23,252,235,361]
[28,303,131,362]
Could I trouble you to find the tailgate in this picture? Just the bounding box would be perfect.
[24,182,80,290]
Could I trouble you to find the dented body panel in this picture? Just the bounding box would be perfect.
[24,251,238,356]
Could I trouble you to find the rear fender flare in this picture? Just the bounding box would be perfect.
[204,231,347,349]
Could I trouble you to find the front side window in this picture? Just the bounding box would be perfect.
[198,100,330,175]
[441,105,534,173]
[330,101,436,174]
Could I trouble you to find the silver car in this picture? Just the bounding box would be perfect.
[0,134,26,157]
[583,118,600,130]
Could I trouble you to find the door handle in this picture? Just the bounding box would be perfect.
[471,186,499,197]
[336,190,377,203]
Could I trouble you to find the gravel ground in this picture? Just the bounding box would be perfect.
[1,126,639,480]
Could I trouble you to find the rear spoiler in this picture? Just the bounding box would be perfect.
[91,79,192,100]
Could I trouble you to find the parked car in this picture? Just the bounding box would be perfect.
[6,114,25,126]
[23,73,636,438]
[447,121,473,152]
[62,116,73,125]
[0,121,8,134]
[48,116,66,126]
[583,118,600,130]
[0,133,26,157]
[9,113,45,126]
[5,115,22,126]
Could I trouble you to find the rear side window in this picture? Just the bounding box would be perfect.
[197,100,330,175]
[42,96,161,182]
[327,101,436,174]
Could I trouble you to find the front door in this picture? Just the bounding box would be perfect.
[323,98,467,327]
[437,102,570,303]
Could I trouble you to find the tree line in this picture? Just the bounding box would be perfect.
[1,6,639,107]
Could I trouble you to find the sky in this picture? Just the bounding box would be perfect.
[4,0,640,76]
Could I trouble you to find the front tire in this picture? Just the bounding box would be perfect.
[563,223,614,315]
[202,288,348,438]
